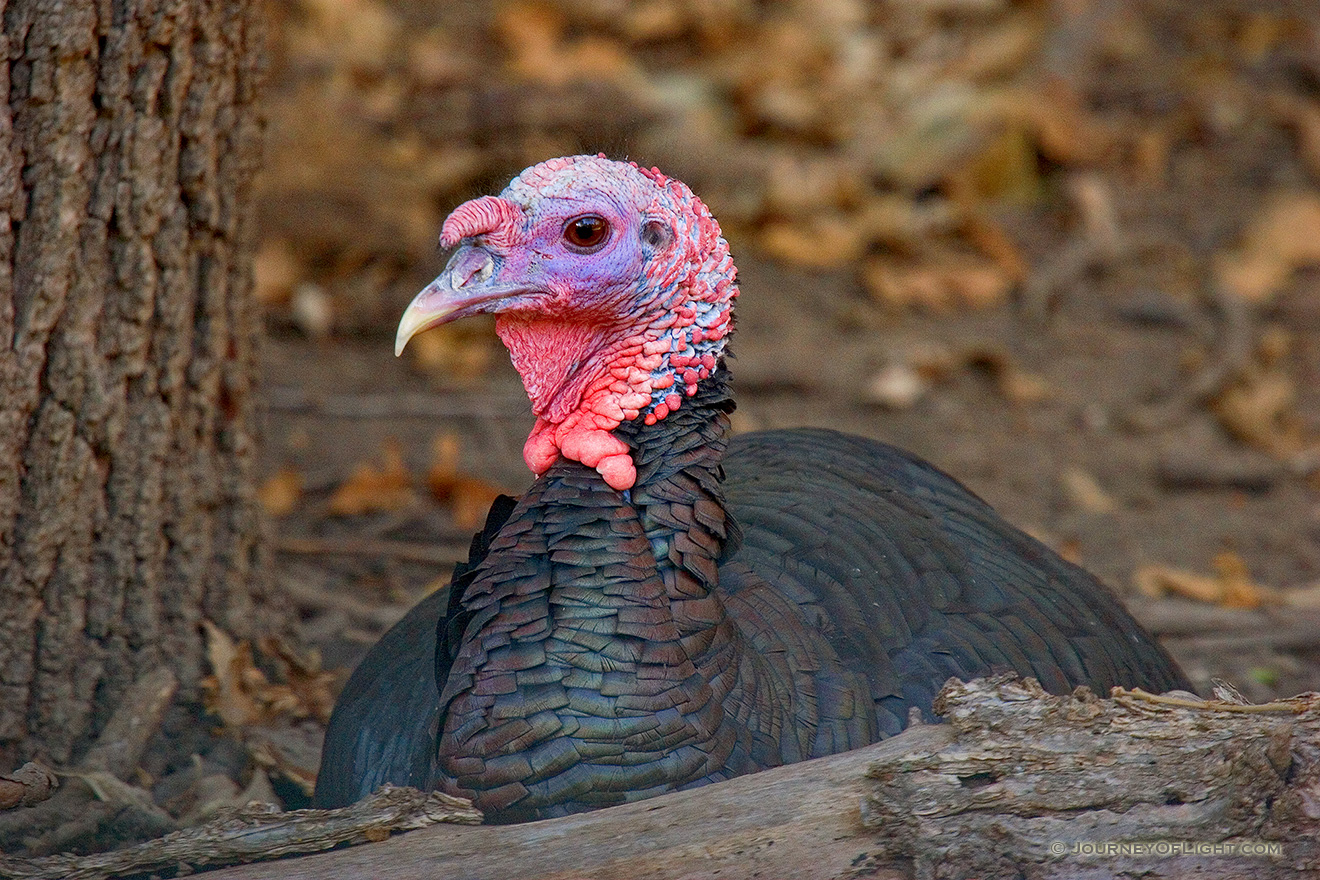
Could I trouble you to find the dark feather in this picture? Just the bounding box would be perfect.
[316,375,1187,817]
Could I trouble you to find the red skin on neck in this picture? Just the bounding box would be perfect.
[497,314,666,491]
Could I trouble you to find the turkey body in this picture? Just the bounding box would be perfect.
[315,371,1189,819]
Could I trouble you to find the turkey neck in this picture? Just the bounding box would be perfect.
[434,366,762,821]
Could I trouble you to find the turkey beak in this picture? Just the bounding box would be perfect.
[395,246,523,356]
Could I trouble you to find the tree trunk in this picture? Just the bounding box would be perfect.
[0,0,282,768]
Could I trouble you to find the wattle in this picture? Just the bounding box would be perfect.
[498,315,661,490]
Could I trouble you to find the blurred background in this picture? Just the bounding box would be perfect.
[230,0,1320,805]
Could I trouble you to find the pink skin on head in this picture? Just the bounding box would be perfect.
[424,156,736,491]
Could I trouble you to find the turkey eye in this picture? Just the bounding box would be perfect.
[563,215,610,251]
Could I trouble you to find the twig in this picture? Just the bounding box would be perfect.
[274,535,468,566]
[1113,687,1313,714]
[0,786,481,880]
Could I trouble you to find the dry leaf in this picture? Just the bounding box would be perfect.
[200,621,269,729]
[1133,563,1224,603]
[428,434,506,531]
[962,214,1028,282]
[202,622,341,739]
[759,214,867,269]
[246,724,324,796]
[1025,78,1111,165]
[1213,191,1320,304]
[1213,550,1266,609]
[253,240,302,306]
[863,258,1013,312]
[258,468,304,517]
[329,440,415,516]
[1132,552,1271,608]
[260,636,339,724]
[1061,467,1117,514]
[1212,368,1305,457]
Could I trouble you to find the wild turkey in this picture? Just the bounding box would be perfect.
[314,155,1189,820]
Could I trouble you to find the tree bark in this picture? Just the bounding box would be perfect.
[0,0,282,768]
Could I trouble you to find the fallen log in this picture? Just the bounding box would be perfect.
[8,675,1318,880]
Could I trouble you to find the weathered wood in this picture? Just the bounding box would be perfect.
[202,725,929,880]
[866,676,1320,879]
[184,676,1319,880]
[0,787,480,880]
[0,0,288,769]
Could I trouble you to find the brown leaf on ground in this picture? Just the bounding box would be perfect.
[863,257,1013,312]
[1212,551,1267,609]
[1213,191,1320,303]
[1061,467,1118,514]
[962,214,1028,283]
[200,621,271,729]
[252,240,303,307]
[329,440,415,516]
[1023,78,1113,166]
[245,723,325,797]
[202,624,336,730]
[428,434,507,531]
[1132,551,1271,608]
[260,636,339,725]
[1212,366,1306,458]
[759,214,868,269]
[258,468,304,517]
[1134,563,1223,604]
